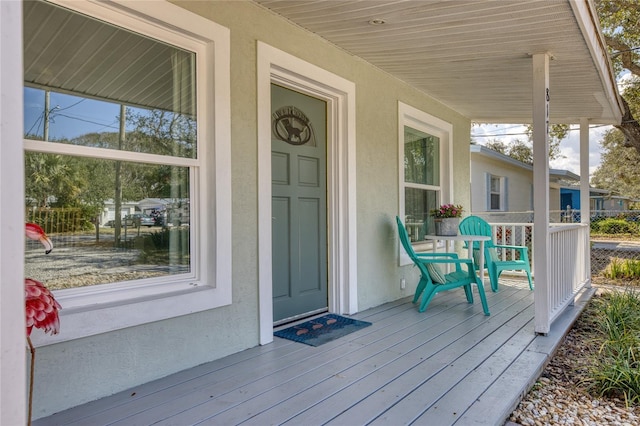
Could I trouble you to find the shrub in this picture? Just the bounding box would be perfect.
[604,259,640,280]
[587,291,640,406]
[596,218,636,235]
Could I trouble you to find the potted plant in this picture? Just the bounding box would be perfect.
[431,203,464,236]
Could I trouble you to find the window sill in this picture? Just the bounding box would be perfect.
[30,284,231,347]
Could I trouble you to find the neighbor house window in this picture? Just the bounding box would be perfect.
[23,0,231,343]
[487,174,507,211]
[398,102,453,247]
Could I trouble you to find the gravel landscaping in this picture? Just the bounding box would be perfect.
[508,284,640,426]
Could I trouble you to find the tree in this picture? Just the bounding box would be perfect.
[506,139,533,165]
[126,109,196,158]
[126,109,194,199]
[591,128,640,199]
[596,0,640,154]
[25,153,81,208]
[484,140,508,155]
[481,124,567,165]
[524,124,568,161]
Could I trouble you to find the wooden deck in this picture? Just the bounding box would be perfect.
[35,278,594,426]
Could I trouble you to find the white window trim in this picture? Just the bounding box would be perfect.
[1,2,28,423]
[28,0,232,346]
[487,173,507,211]
[398,102,453,265]
[257,42,357,345]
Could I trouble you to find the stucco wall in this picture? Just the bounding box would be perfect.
[470,153,533,213]
[32,1,471,418]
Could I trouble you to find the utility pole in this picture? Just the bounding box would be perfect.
[43,90,50,141]
[114,104,125,247]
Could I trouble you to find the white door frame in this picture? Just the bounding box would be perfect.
[257,42,357,344]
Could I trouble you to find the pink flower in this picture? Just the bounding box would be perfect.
[431,204,464,218]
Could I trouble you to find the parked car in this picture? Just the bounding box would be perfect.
[124,214,155,227]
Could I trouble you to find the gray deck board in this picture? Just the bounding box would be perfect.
[35,278,592,426]
[289,301,534,426]
[186,290,529,425]
[346,299,534,425]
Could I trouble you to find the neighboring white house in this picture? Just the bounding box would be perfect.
[469,144,580,216]
[0,1,623,422]
[99,200,139,225]
[470,145,640,222]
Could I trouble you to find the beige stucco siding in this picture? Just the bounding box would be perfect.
[470,152,533,213]
[174,0,470,312]
[470,148,568,215]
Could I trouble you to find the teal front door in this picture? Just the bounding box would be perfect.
[271,84,328,323]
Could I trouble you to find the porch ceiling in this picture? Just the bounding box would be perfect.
[255,0,623,125]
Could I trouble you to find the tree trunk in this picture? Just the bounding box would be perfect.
[615,96,640,155]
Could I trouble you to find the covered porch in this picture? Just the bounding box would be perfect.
[252,0,621,338]
[0,1,624,424]
[35,277,592,426]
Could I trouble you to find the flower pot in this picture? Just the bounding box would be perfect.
[434,218,459,236]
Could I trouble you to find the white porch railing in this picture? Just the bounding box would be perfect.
[479,216,591,334]
[487,222,534,272]
[535,223,590,333]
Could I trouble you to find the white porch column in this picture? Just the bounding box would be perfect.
[0,1,27,424]
[532,53,551,335]
[579,119,591,222]
[580,118,592,288]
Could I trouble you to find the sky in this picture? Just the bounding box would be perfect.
[24,87,131,140]
[471,73,634,179]
[471,123,611,178]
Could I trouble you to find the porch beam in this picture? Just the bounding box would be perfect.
[532,53,551,335]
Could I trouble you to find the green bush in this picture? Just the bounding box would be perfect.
[591,217,605,232]
[587,291,640,405]
[595,218,636,234]
[604,259,640,280]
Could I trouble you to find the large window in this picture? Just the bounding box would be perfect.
[23,0,231,344]
[398,102,453,247]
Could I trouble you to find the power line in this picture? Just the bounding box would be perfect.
[25,112,44,137]
[472,124,611,138]
[55,113,119,130]
[54,98,86,113]
[472,131,529,138]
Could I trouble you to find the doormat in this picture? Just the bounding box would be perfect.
[274,314,372,347]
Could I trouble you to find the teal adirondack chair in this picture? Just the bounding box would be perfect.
[396,216,489,315]
[458,216,533,292]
